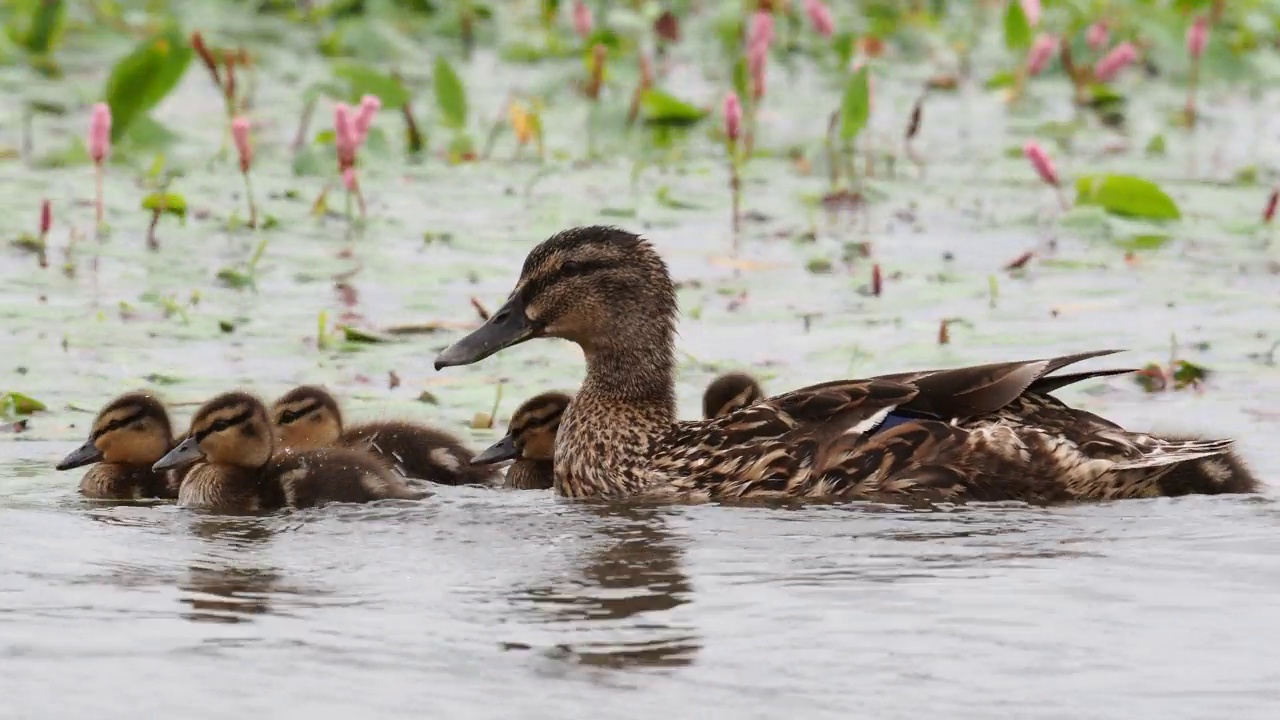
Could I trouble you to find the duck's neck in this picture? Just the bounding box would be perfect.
[555,332,677,498]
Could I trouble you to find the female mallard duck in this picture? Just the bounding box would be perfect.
[269,385,497,486]
[55,392,187,500]
[434,225,1259,504]
[472,391,572,490]
[474,375,763,490]
[153,391,426,513]
[703,372,765,419]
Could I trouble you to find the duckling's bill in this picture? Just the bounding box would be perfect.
[153,436,203,471]
[435,295,540,370]
[56,439,104,471]
[472,433,518,465]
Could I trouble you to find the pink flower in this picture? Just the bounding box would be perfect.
[748,41,767,101]
[1023,140,1060,187]
[1187,16,1208,60]
[1086,21,1109,51]
[334,103,358,168]
[341,167,358,192]
[572,0,592,40]
[1020,0,1041,26]
[88,103,111,165]
[803,0,835,38]
[1026,34,1057,76]
[354,94,381,145]
[1094,41,1137,82]
[748,11,774,51]
[231,117,253,173]
[723,92,743,143]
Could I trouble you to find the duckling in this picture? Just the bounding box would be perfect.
[477,374,762,490]
[702,372,765,419]
[433,225,1259,504]
[270,385,497,486]
[472,391,572,490]
[153,391,426,513]
[55,392,186,500]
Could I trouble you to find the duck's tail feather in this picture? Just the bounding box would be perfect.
[1144,434,1262,495]
[1110,436,1235,470]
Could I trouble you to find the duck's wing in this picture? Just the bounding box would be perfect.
[654,379,920,498]
[869,349,1129,419]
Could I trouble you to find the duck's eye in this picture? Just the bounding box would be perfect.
[562,261,586,276]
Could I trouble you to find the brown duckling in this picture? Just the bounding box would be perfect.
[55,392,186,500]
[472,391,572,490]
[153,391,426,513]
[702,372,766,419]
[270,385,497,486]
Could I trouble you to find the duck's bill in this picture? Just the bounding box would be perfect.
[434,295,540,370]
[471,433,519,465]
[55,439,104,471]
[152,437,204,471]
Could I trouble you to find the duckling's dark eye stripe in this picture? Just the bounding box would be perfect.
[277,401,324,425]
[92,411,145,440]
[195,408,254,441]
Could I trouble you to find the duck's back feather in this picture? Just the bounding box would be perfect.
[341,421,496,486]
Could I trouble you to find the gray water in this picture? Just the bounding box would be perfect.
[2,444,1278,718]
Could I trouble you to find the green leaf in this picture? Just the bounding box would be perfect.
[1145,134,1166,156]
[433,55,467,130]
[731,56,749,105]
[985,70,1017,89]
[340,325,390,343]
[655,185,700,209]
[0,391,47,418]
[1074,175,1181,221]
[332,62,410,109]
[839,66,871,142]
[103,23,193,142]
[141,192,187,220]
[1116,233,1172,251]
[216,267,254,289]
[1004,0,1031,52]
[23,0,66,55]
[640,89,708,127]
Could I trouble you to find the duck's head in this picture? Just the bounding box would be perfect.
[434,226,676,369]
[703,372,765,419]
[471,391,572,466]
[153,391,273,471]
[56,392,174,470]
[270,385,344,450]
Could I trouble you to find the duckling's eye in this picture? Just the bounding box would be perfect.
[561,261,586,276]
[210,419,232,433]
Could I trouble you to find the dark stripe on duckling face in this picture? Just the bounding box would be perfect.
[92,411,146,440]
[195,408,255,441]
[275,400,324,426]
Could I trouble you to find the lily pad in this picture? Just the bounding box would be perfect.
[639,89,707,127]
[1075,174,1181,221]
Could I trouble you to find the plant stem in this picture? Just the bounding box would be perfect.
[146,209,160,251]
[94,163,105,237]
[241,170,258,229]
[1186,58,1200,127]
[729,159,741,253]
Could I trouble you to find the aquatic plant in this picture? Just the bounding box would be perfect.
[87,103,110,233]
[1185,15,1209,125]
[231,117,257,229]
[722,92,743,240]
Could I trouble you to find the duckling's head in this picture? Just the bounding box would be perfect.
[472,391,572,465]
[56,392,174,470]
[435,226,676,369]
[153,391,273,471]
[703,372,765,419]
[270,385,344,450]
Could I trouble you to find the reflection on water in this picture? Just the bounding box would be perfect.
[180,516,281,624]
[505,505,700,670]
